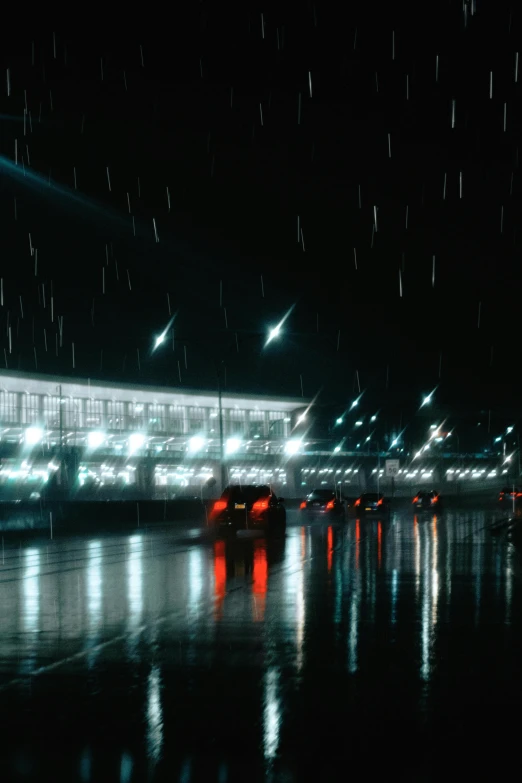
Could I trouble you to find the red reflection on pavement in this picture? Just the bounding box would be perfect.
[355,520,360,570]
[213,540,226,620]
[377,521,382,569]
[327,526,333,573]
[301,526,306,559]
[252,540,267,622]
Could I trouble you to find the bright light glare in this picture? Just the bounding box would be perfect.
[265,304,295,347]
[188,436,205,453]
[421,396,432,407]
[267,324,282,343]
[336,417,344,425]
[152,316,175,353]
[494,436,502,443]
[334,445,341,453]
[507,426,514,434]
[355,421,363,427]
[88,431,105,449]
[430,424,438,429]
[285,439,302,456]
[370,415,377,422]
[226,438,242,455]
[391,439,398,447]
[25,427,44,446]
[129,433,146,452]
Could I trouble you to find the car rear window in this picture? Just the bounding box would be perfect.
[308,490,335,500]
[222,485,271,502]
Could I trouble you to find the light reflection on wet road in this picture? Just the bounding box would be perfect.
[0,507,521,780]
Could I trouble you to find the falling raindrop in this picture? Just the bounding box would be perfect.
[354,247,357,270]
[432,256,436,287]
[153,219,159,243]
[260,275,265,297]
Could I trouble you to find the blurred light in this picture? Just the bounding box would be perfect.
[296,413,306,424]
[285,439,302,456]
[188,436,205,453]
[336,417,344,425]
[128,433,146,453]
[507,426,514,434]
[226,438,242,455]
[154,333,165,350]
[267,323,282,343]
[421,395,432,407]
[334,445,341,453]
[430,424,438,429]
[370,415,377,422]
[88,431,105,449]
[350,400,359,409]
[391,438,398,447]
[494,436,502,443]
[25,427,44,446]
[355,421,363,427]
[365,436,371,442]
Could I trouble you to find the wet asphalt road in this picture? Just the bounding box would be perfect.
[0,506,521,781]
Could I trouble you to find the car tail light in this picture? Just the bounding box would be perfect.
[413,496,419,503]
[354,498,361,506]
[431,496,438,503]
[377,498,383,506]
[252,498,269,512]
[213,500,227,512]
[516,493,522,498]
[326,500,335,510]
[300,501,306,509]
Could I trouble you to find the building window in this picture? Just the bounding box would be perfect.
[107,401,124,431]
[0,392,18,423]
[43,395,60,427]
[85,399,103,428]
[148,404,166,432]
[248,410,265,439]
[227,409,246,437]
[268,412,286,438]
[21,394,39,424]
[187,407,205,433]
[167,406,184,435]
[128,402,145,430]
[208,407,219,435]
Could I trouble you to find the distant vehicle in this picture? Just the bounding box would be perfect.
[300,489,345,516]
[498,487,522,507]
[354,492,388,514]
[210,485,286,536]
[412,490,441,510]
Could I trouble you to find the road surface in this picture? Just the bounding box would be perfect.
[0,507,520,781]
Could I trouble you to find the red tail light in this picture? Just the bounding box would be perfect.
[300,501,306,509]
[213,500,227,512]
[252,498,269,512]
[431,496,438,503]
[377,498,383,506]
[354,498,361,506]
[413,496,419,503]
[326,500,335,510]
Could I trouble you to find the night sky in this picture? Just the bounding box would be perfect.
[0,6,521,421]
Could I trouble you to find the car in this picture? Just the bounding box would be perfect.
[210,484,286,536]
[299,489,345,516]
[498,487,522,507]
[412,490,441,510]
[354,492,388,514]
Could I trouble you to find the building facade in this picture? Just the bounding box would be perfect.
[0,370,309,498]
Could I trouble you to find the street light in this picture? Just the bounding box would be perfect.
[152,318,287,494]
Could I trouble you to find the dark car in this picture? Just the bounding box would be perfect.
[354,492,388,514]
[210,484,286,536]
[412,490,441,510]
[498,487,522,507]
[300,489,345,516]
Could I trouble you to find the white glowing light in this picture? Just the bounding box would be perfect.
[226,438,242,455]
[25,427,44,445]
[128,433,146,453]
[188,436,205,453]
[88,431,105,449]
[285,439,302,456]
[267,323,282,343]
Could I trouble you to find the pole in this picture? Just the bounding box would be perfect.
[217,362,226,493]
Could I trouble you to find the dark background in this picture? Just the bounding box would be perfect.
[0,4,520,420]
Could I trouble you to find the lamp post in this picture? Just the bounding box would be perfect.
[152,316,287,495]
